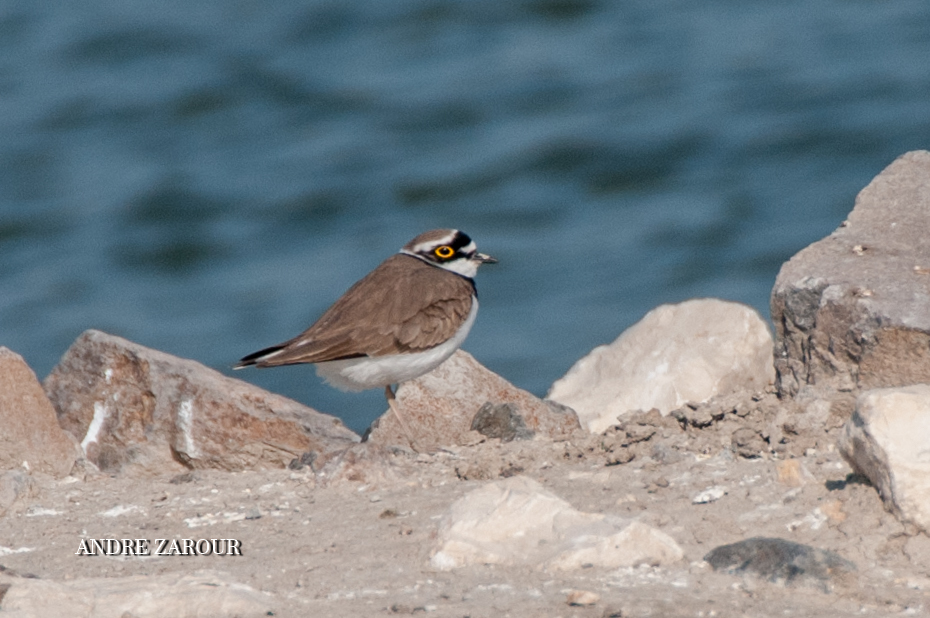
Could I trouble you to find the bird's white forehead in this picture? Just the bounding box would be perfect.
[410,231,462,254]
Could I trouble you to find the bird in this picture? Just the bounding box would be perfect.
[234,229,497,449]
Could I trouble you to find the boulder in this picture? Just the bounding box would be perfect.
[431,475,683,571]
[837,384,930,533]
[771,151,930,402]
[43,330,358,475]
[0,348,78,478]
[547,299,774,434]
[365,350,580,452]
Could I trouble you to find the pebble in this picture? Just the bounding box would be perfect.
[692,486,727,504]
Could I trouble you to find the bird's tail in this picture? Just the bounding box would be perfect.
[232,345,286,369]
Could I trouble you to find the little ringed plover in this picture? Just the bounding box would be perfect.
[234,229,496,447]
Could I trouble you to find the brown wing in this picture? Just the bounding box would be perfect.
[237,254,475,367]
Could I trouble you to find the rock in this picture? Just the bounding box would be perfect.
[547,519,683,571]
[470,402,534,442]
[0,471,36,517]
[0,348,78,478]
[731,427,766,459]
[314,442,410,488]
[431,475,683,571]
[43,330,358,475]
[837,384,930,533]
[903,533,930,571]
[0,570,271,617]
[692,486,727,504]
[365,350,580,452]
[566,590,600,606]
[704,537,856,590]
[775,459,812,487]
[771,151,930,402]
[819,500,847,525]
[547,299,774,434]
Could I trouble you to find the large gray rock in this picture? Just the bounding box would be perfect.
[43,330,358,475]
[365,350,581,452]
[837,384,930,533]
[0,348,79,478]
[771,151,930,401]
[547,299,774,434]
[431,475,683,571]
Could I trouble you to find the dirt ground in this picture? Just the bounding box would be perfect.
[2,392,929,617]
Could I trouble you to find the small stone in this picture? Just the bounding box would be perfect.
[692,486,727,504]
[675,405,717,429]
[819,500,847,525]
[566,590,600,606]
[650,443,682,464]
[315,442,409,488]
[732,427,765,459]
[775,460,808,487]
[471,402,534,442]
[605,448,634,466]
[646,476,670,493]
[389,603,425,614]
[0,470,37,517]
[287,452,317,471]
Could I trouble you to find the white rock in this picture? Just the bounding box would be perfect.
[430,476,597,569]
[692,486,727,504]
[547,520,683,571]
[838,384,930,533]
[547,299,775,434]
[98,505,143,518]
[431,476,682,571]
[566,590,600,606]
[0,570,271,618]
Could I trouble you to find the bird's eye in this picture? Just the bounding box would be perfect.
[434,245,454,259]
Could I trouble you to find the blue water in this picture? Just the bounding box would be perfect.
[2,0,929,433]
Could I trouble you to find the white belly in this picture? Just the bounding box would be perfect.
[314,298,479,391]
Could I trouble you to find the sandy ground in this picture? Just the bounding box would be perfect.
[2,393,929,617]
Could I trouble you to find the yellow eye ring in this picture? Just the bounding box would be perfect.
[434,245,454,259]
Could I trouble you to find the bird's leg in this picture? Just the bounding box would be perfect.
[385,385,420,453]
